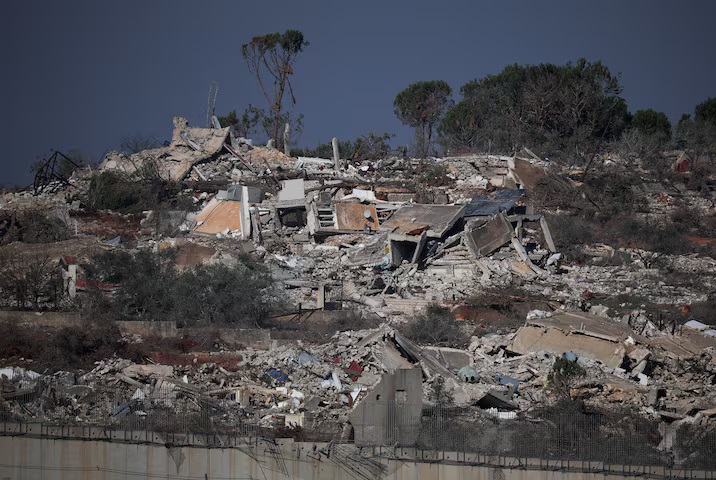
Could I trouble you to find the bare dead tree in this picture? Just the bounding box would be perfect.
[241,31,309,146]
[0,251,58,310]
[119,134,162,155]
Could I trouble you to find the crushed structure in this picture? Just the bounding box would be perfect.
[4,115,716,459]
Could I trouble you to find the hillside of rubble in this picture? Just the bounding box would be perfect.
[3,115,716,458]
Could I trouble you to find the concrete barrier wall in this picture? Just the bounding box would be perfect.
[115,320,178,338]
[0,311,272,345]
[0,434,709,480]
[0,310,80,327]
[183,327,272,349]
[0,311,179,338]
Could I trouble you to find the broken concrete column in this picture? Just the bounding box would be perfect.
[63,264,77,299]
[283,123,290,155]
[317,283,326,310]
[349,293,385,308]
[332,137,341,169]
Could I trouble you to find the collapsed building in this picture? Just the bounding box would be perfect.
[5,304,716,452]
[4,114,716,462]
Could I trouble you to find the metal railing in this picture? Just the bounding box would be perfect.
[1,375,265,438]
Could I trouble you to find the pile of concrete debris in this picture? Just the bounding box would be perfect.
[6,114,716,449]
[5,305,716,438]
[10,114,716,318]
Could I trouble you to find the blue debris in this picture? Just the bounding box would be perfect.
[106,236,122,247]
[458,366,479,383]
[464,189,526,217]
[111,403,131,417]
[495,374,519,393]
[562,351,578,362]
[265,368,289,384]
[298,352,316,367]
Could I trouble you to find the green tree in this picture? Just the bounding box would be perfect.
[292,131,393,161]
[440,59,627,162]
[173,261,276,327]
[0,251,59,310]
[241,30,309,148]
[218,106,261,139]
[393,80,453,157]
[675,99,716,169]
[630,109,671,141]
[92,249,177,321]
[695,97,716,126]
[87,250,280,326]
[437,100,481,152]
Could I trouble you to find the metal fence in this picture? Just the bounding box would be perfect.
[3,377,716,470]
[1,375,265,438]
[306,404,716,471]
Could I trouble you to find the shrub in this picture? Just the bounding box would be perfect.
[83,170,183,214]
[173,261,278,327]
[547,357,586,401]
[19,210,70,244]
[0,210,70,245]
[0,319,146,371]
[403,304,467,348]
[87,249,281,327]
[428,376,455,406]
[416,162,453,187]
[0,252,60,310]
[45,321,127,369]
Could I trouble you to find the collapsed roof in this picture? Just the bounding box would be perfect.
[99,117,230,181]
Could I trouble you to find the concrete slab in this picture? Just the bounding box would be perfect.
[380,204,464,240]
[194,199,242,235]
[509,311,631,368]
[335,203,379,231]
[464,213,513,257]
[277,179,305,202]
[350,369,422,446]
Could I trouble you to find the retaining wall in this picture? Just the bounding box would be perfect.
[0,424,712,480]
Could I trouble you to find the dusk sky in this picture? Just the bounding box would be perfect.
[2,0,715,187]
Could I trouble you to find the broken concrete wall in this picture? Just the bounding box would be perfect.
[182,327,271,349]
[99,117,229,181]
[380,204,465,239]
[349,368,422,446]
[0,310,79,327]
[509,157,546,192]
[510,312,630,368]
[465,213,513,257]
[115,321,178,338]
[277,179,305,202]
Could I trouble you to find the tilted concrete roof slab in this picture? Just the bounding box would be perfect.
[509,311,630,369]
[464,212,514,257]
[193,199,242,235]
[379,204,464,240]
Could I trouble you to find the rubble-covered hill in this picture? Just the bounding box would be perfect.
[3,116,716,453]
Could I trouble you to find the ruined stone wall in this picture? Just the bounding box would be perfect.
[115,320,178,338]
[0,310,79,327]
